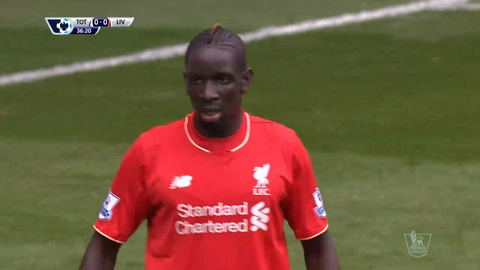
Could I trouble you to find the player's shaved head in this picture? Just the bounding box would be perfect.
[185,24,247,71]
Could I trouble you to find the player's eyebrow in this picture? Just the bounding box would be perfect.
[213,69,235,75]
[214,71,235,78]
[187,68,235,76]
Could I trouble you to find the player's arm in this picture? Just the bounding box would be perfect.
[79,137,149,269]
[79,231,121,270]
[301,231,341,270]
[283,131,340,269]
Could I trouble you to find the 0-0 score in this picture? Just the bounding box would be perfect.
[94,19,108,26]
[92,17,111,27]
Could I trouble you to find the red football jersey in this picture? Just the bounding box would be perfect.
[94,111,329,270]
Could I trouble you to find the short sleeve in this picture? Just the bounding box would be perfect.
[284,132,329,240]
[93,137,149,243]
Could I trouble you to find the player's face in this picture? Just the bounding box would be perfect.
[184,47,253,124]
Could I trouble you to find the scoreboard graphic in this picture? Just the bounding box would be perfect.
[45,17,134,35]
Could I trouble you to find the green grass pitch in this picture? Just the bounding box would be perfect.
[1,1,480,269]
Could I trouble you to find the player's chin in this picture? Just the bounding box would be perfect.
[199,111,223,123]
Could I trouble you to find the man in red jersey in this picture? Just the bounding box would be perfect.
[79,24,340,270]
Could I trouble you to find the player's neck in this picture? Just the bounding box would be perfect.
[193,112,243,139]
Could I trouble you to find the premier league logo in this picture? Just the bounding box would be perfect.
[45,18,74,35]
[313,188,326,218]
[404,231,432,258]
[98,191,120,221]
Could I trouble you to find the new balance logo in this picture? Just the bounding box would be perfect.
[250,202,270,231]
[170,175,193,189]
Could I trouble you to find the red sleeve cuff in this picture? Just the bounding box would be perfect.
[93,225,125,244]
[296,223,329,240]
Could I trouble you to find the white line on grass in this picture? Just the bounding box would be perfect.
[429,0,480,9]
[464,3,480,9]
[0,0,475,88]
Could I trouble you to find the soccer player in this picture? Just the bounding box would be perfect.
[79,24,341,270]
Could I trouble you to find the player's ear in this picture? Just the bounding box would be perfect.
[241,68,254,95]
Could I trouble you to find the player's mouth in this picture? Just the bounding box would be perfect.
[200,110,222,123]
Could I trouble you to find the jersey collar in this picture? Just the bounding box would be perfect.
[184,111,250,153]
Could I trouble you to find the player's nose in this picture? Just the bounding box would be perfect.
[199,81,219,101]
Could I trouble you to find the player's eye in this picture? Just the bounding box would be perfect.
[218,76,231,84]
[191,77,202,84]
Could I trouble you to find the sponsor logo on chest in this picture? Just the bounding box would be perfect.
[175,201,270,235]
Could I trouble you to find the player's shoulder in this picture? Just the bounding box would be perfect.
[120,118,186,164]
[249,113,300,146]
[134,117,185,147]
